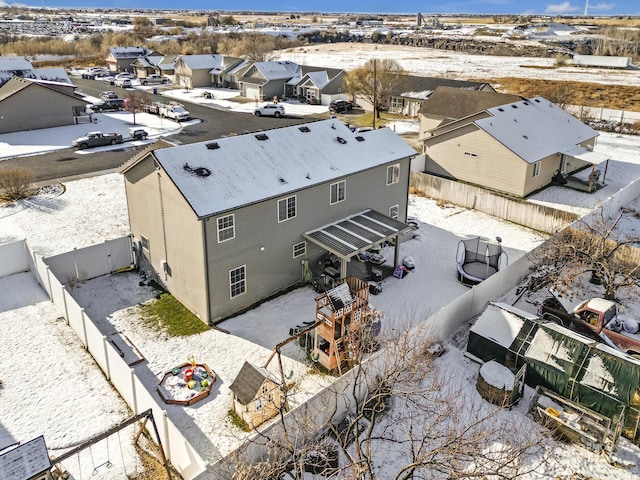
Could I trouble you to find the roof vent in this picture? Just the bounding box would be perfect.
[331,123,336,130]
[336,137,347,144]
[278,176,287,184]
[183,163,211,177]
[534,98,541,103]
[206,142,220,150]
[298,126,310,133]
[255,133,269,141]
[511,105,518,109]
[523,135,528,139]
[497,108,504,112]
[355,136,365,142]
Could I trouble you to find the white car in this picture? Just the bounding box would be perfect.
[254,103,285,117]
[115,78,132,88]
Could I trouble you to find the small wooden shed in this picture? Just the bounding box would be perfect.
[229,361,284,428]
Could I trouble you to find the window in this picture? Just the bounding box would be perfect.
[256,398,263,410]
[391,97,404,110]
[533,161,541,177]
[217,214,235,243]
[293,241,306,258]
[330,180,346,204]
[278,195,296,222]
[389,205,399,219]
[386,164,400,185]
[464,152,478,158]
[229,265,246,299]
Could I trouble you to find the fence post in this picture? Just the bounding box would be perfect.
[45,265,53,301]
[80,308,89,349]
[130,369,138,414]
[162,411,171,461]
[62,285,70,325]
[103,336,111,381]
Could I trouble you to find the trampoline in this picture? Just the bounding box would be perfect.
[456,236,508,286]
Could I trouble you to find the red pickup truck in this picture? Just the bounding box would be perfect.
[539,295,640,358]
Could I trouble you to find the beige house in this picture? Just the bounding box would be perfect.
[173,54,244,89]
[106,46,152,72]
[0,77,89,134]
[229,361,284,428]
[422,96,608,197]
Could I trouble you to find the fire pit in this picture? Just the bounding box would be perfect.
[157,362,216,406]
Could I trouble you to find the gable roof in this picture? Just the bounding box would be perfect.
[475,96,599,163]
[0,436,51,480]
[393,74,492,101]
[229,361,280,405]
[140,119,416,219]
[420,86,522,119]
[0,76,84,104]
[286,65,343,86]
[252,60,299,80]
[108,46,149,59]
[158,54,178,71]
[0,57,72,87]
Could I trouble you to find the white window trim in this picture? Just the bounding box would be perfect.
[277,195,297,223]
[293,241,306,258]
[217,214,235,243]
[389,204,399,219]
[330,180,346,205]
[140,235,150,253]
[533,161,541,177]
[386,164,400,185]
[229,265,246,299]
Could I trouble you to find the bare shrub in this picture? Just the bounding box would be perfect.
[0,168,34,201]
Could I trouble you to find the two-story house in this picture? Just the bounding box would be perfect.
[172,54,244,89]
[120,120,416,324]
[236,60,300,101]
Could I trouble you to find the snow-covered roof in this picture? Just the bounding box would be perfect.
[176,54,240,72]
[0,436,50,479]
[561,145,610,165]
[475,96,599,164]
[108,46,148,59]
[300,70,330,89]
[33,67,72,85]
[573,54,631,68]
[253,60,299,80]
[150,119,416,219]
[0,56,32,71]
[470,302,536,348]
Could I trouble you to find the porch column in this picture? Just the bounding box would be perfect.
[393,236,401,268]
[340,259,348,280]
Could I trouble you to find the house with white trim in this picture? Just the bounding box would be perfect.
[422,96,608,197]
[236,60,300,101]
[120,119,416,323]
[283,65,345,105]
[172,54,244,89]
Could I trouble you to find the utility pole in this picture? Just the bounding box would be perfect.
[372,59,377,129]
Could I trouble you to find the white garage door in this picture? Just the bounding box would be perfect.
[244,85,262,101]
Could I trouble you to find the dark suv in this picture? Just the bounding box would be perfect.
[329,100,353,113]
[90,99,125,112]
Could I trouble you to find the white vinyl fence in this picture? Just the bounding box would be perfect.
[2,236,208,480]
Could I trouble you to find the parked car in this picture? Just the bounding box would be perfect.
[140,74,167,86]
[254,103,285,117]
[329,100,353,113]
[129,128,148,140]
[115,72,135,79]
[89,99,125,112]
[100,91,118,100]
[115,78,132,88]
[72,131,123,149]
[102,75,116,85]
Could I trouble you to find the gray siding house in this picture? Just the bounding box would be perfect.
[284,65,345,105]
[121,120,416,324]
[237,60,299,101]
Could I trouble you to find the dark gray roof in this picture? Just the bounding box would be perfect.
[392,74,492,100]
[419,86,521,119]
[229,361,280,405]
[0,436,51,480]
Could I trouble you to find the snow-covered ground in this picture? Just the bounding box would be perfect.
[2,43,640,478]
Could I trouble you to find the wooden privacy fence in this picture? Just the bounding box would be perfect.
[410,171,580,234]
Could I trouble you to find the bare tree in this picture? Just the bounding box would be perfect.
[218,33,278,62]
[344,58,404,125]
[529,208,640,300]
[0,167,34,201]
[124,91,150,125]
[224,321,546,479]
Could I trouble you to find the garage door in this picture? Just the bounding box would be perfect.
[244,85,262,101]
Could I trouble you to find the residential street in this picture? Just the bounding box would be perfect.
[0,78,324,184]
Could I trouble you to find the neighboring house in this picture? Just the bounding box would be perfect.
[106,46,153,72]
[0,56,72,88]
[120,119,416,323]
[236,60,299,101]
[385,75,495,117]
[0,435,52,480]
[419,86,522,137]
[172,54,244,89]
[0,77,90,134]
[157,54,178,81]
[284,65,345,105]
[422,96,608,198]
[130,54,164,78]
[229,361,284,428]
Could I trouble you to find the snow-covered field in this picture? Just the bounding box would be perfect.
[2,40,640,478]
